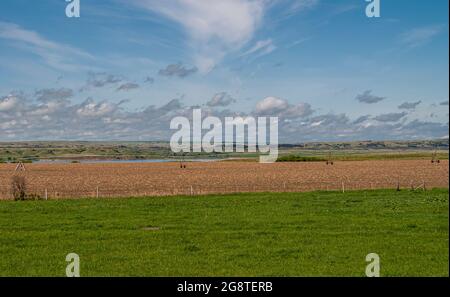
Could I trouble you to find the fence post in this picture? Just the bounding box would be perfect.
[96,186,99,198]
[190,185,193,195]
[45,188,48,200]
[341,181,345,193]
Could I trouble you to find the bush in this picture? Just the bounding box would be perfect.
[20,159,33,164]
[26,193,43,200]
[11,175,27,201]
[276,155,326,162]
[10,176,43,201]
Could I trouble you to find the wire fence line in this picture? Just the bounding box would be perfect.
[0,179,436,200]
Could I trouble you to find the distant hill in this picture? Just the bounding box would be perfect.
[279,139,449,151]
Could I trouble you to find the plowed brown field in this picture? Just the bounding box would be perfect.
[0,160,448,199]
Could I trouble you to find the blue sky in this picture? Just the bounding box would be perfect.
[0,0,448,142]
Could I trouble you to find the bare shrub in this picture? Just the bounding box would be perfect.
[11,175,26,201]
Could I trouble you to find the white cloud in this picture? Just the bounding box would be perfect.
[310,120,323,127]
[76,99,118,117]
[207,92,236,107]
[1,90,448,142]
[241,39,276,58]
[255,96,313,118]
[0,95,19,111]
[132,0,265,73]
[400,25,444,48]
[285,0,319,15]
[0,22,93,71]
[255,96,289,114]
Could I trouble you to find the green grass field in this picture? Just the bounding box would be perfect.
[0,189,448,276]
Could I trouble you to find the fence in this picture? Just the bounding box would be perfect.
[0,179,434,200]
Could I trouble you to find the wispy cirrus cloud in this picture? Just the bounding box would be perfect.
[283,0,319,15]
[399,24,445,48]
[0,21,93,71]
[126,0,321,72]
[241,39,276,58]
[129,0,265,73]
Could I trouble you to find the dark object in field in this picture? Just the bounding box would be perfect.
[326,151,334,165]
[11,175,26,200]
[431,150,440,164]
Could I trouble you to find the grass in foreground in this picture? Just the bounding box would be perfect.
[0,189,448,276]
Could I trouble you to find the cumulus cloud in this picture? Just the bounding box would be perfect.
[157,98,183,113]
[76,98,118,117]
[144,77,154,84]
[0,93,189,140]
[207,92,236,107]
[283,103,314,118]
[116,82,140,91]
[0,94,21,112]
[353,115,371,125]
[255,96,289,114]
[398,100,421,110]
[255,96,313,118]
[158,63,198,78]
[81,72,123,91]
[35,88,74,102]
[374,112,407,122]
[1,92,448,142]
[356,90,386,104]
[400,120,449,139]
[279,113,448,143]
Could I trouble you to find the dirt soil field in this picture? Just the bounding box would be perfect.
[0,160,448,199]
